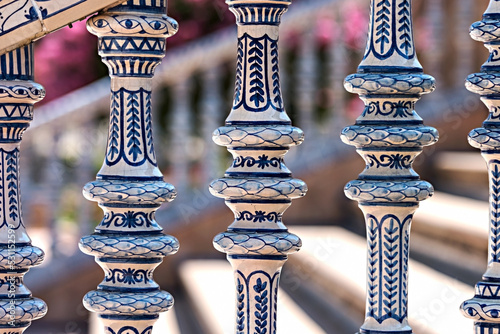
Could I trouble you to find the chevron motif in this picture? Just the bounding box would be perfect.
[0,104,31,119]
[99,37,165,53]
[477,283,500,297]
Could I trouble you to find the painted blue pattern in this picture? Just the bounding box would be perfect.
[233,155,282,169]
[0,0,87,36]
[101,210,157,229]
[105,325,154,334]
[363,101,414,118]
[230,5,288,25]
[364,0,415,61]
[0,148,23,230]
[366,213,411,324]
[253,278,269,333]
[105,268,151,285]
[236,278,246,334]
[490,161,500,263]
[100,38,165,54]
[367,154,412,170]
[233,33,284,113]
[236,211,280,223]
[234,270,279,334]
[105,88,156,168]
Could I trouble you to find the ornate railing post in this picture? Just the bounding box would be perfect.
[209,0,307,332]
[79,1,180,333]
[461,2,500,333]
[341,0,438,333]
[0,45,47,333]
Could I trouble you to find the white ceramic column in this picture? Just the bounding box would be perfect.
[296,29,316,137]
[461,2,500,333]
[171,79,191,191]
[201,67,222,184]
[79,1,180,332]
[341,0,438,333]
[210,0,307,332]
[0,45,47,333]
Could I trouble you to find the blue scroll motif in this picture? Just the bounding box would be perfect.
[366,213,411,324]
[363,0,415,61]
[233,33,284,113]
[105,268,150,285]
[236,211,280,223]
[101,210,155,229]
[233,155,282,169]
[106,87,157,167]
[367,154,412,170]
[363,101,413,118]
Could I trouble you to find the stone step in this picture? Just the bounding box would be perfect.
[412,191,488,276]
[431,151,488,200]
[179,259,327,334]
[287,226,475,334]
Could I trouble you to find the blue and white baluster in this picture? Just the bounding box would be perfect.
[461,2,500,333]
[455,0,474,86]
[296,28,316,139]
[0,45,47,333]
[79,2,180,333]
[202,67,222,185]
[341,0,438,333]
[171,79,191,192]
[210,0,307,332]
[328,12,347,138]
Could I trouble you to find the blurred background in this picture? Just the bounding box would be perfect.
[19,0,494,332]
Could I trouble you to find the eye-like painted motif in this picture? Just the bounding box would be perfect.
[95,18,109,29]
[465,306,479,318]
[148,20,166,31]
[119,18,140,30]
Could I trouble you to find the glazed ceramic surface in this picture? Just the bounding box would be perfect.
[461,2,500,333]
[0,0,128,55]
[0,44,47,333]
[341,0,438,333]
[78,1,180,332]
[209,0,307,332]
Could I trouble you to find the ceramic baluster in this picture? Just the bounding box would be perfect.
[210,0,307,332]
[77,121,94,237]
[341,0,438,333]
[202,67,221,184]
[79,1,180,332]
[455,0,474,86]
[297,29,316,138]
[328,13,347,136]
[425,0,444,84]
[171,79,191,191]
[0,45,47,333]
[461,2,500,333]
[44,130,62,257]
